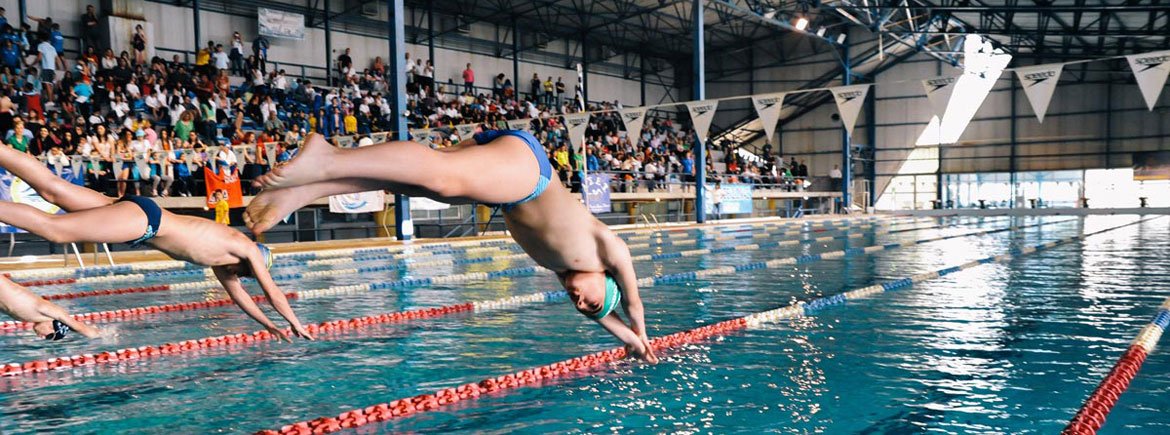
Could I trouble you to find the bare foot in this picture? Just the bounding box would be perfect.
[245,186,319,235]
[252,134,336,190]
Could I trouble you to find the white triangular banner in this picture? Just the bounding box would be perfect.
[750,93,786,144]
[455,123,477,140]
[264,142,278,166]
[329,191,385,214]
[921,76,958,119]
[686,100,719,143]
[134,153,150,178]
[204,147,219,172]
[1127,50,1170,111]
[507,118,532,132]
[1015,63,1064,123]
[564,112,591,153]
[831,84,870,136]
[410,129,432,147]
[619,108,648,145]
[70,155,84,175]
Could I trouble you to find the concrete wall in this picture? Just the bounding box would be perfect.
[7,0,678,105]
[708,38,1170,203]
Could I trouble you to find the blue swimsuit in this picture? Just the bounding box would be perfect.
[118,195,162,247]
[472,130,553,212]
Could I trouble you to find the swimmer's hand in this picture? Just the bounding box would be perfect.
[626,337,659,364]
[268,325,293,343]
[290,322,315,341]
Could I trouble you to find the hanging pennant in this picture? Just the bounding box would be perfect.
[264,142,278,166]
[134,152,151,180]
[831,84,870,136]
[685,100,719,144]
[618,108,648,144]
[455,123,477,140]
[1127,50,1170,111]
[70,155,85,176]
[410,129,432,147]
[921,76,958,119]
[750,93,786,144]
[506,118,533,132]
[1015,64,1064,123]
[206,146,219,173]
[564,112,591,153]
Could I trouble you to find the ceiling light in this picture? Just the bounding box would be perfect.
[763,8,777,19]
[794,17,809,31]
[815,27,826,37]
[836,33,847,44]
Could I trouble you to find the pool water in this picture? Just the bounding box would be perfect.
[1,215,1168,434]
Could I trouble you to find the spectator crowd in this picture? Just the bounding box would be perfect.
[0,4,812,201]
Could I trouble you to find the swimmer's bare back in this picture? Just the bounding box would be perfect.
[147,211,260,267]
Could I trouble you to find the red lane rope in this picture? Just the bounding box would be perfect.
[41,284,172,301]
[0,302,473,378]
[0,292,291,331]
[1063,346,1150,434]
[7,278,78,288]
[259,318,749,435]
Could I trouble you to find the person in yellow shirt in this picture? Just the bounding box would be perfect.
[195,47,211,67]
[552,143,570,170]
[343,112,358,135]
[214,190,231,225]
[542,77,554,106]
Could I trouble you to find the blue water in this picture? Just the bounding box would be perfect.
[1,215,1168,434]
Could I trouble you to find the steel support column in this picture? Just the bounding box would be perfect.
[18,0,26,28]
[511,20,519,93]
[640,56,647,106]
[865,78,877,208]
[1105,80,1113,168]
[324,0,332,84]
[388,0,412,240]
[693,0,707,223]
[427,1,435,72]
[747,48,754,96]
[1009,78,1019,208]
[840,44,852,212]
[193,0,201,52]
[581,33,590,105]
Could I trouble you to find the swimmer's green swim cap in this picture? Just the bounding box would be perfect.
[587,273,622,320]
[256,243,273,270]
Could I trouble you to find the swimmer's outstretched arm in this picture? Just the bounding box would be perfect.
[32,297,102,339]
[602,236,659,363]
[0,277,100,338]
[212,265,295,342]
[245,247,314,341]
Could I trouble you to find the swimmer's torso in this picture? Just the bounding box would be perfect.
[150,212,250,266]
[504,179,607,274]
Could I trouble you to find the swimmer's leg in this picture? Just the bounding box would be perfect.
[252,133,538,204]
[246,178,456,234]
[0,144,114,212]
[0,201,147,244]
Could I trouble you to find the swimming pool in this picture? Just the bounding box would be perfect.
[1,215,1167,433]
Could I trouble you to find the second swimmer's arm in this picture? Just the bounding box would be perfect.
[212,265,290,342]
[247,247,314,340]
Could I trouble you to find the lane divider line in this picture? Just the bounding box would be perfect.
[0,218,1073,375]
[4,215,933,284]
[17,217,1034,327]
[257,217,1152,435]
[1063,297,1170,434]
[23,217,969,302]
